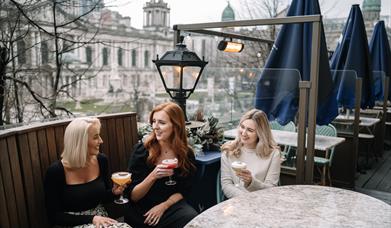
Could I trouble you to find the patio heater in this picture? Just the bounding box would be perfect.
[153,36,208,123]
[217,38,244,53]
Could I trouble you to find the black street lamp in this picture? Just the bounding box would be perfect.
[153,36,208,123]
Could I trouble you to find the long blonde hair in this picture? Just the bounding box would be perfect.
[61,117,101,168]
[221,109,279,158]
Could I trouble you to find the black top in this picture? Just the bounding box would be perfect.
[44,153,114,226]
[127,143,196,212]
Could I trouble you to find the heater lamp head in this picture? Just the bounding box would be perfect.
[217,40,244,53]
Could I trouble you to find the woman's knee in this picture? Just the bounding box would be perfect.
[178,204,198,224]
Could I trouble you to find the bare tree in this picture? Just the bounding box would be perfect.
[0,0,37,125]
[0,46,6,125]
[0,0,104,124]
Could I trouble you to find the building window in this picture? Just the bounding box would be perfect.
[148,11,152,26]
[118,48,123,66]
[86,46,92,64]
[17,40,26,65]
[41,41,49,64]
[103,75,108,87]
[144,50,149,68]
[132,49,137,67]
[102,47,109,66]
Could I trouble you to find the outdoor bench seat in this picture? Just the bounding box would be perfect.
[0,112,138,228]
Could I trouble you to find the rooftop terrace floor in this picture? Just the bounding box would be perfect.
[355,142,391,205]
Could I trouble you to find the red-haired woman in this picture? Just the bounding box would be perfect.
[125,102,198,227]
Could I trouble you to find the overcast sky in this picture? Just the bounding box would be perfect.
[105,0,391,29]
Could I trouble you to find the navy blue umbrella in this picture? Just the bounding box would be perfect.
[369,20,391,101]
[254,0,337,125]
[330,4,375,109]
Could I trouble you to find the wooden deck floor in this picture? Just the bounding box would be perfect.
[354,146,391,205]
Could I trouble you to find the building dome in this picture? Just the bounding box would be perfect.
[362,0,381,12]
[221,1,235,21]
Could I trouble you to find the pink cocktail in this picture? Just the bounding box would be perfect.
[162,158,178,185]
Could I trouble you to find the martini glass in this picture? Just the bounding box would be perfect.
[231,161,247,187]
[162,158,178,186]
[111,172,132,204]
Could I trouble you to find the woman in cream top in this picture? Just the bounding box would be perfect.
[221,109,281,199]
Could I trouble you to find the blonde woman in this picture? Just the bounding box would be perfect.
[44,117,130,227]
[221,109,281,199]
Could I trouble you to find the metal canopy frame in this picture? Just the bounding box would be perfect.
[173,15,322,184]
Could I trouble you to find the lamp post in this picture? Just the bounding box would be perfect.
[153,36,208,123]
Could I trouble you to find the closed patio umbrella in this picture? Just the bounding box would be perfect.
[254,0,337,125]
[369,20,391,101]
[330,4,375,109]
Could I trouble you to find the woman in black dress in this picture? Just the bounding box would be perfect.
[44,117,130,227]
[125,102,198,227]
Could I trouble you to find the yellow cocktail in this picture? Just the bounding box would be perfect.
[111,172,132,186]
[111,172,132,204]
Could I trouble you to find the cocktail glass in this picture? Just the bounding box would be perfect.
[111,172,132,204]
[231,161,247,187]
[162,158,178,186]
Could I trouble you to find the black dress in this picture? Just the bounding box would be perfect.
[44,153,114,226]
[124,143,198,228]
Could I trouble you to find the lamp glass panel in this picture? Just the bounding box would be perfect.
[182,66,201,90]
[160,65,181,89]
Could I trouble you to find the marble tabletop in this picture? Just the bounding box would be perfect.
[185,185,391,228]
[334,115,380,127]
[224,129,345,151]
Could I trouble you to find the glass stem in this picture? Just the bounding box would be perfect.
[235,175,240,187]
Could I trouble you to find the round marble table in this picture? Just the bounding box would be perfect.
[185,185,391,228]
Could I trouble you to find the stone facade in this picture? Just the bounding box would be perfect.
[1,0,175,122]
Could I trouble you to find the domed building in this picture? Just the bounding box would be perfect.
[362,0,381,21]
[323,0,390,51]
[221,1,235,21]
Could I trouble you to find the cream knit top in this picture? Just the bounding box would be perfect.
[220,147,281,199]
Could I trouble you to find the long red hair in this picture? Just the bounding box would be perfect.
[144,102,195,176]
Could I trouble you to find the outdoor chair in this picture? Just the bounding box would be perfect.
[216,170,226,204]
[289,124,337,186]
[269,120,296,161]
[314,124,338,186]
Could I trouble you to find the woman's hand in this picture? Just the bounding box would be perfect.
[92,215,117,227]
[144,203,168,226]
[149,164,174,181]
[112,183,127,195]
[236,169,253,187]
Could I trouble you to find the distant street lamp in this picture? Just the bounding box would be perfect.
[153,36,208,123]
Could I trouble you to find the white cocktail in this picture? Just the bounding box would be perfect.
[231,161,247,172]
[162,158,178,185]
[231,161,247,187]
[111,172,132,204]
